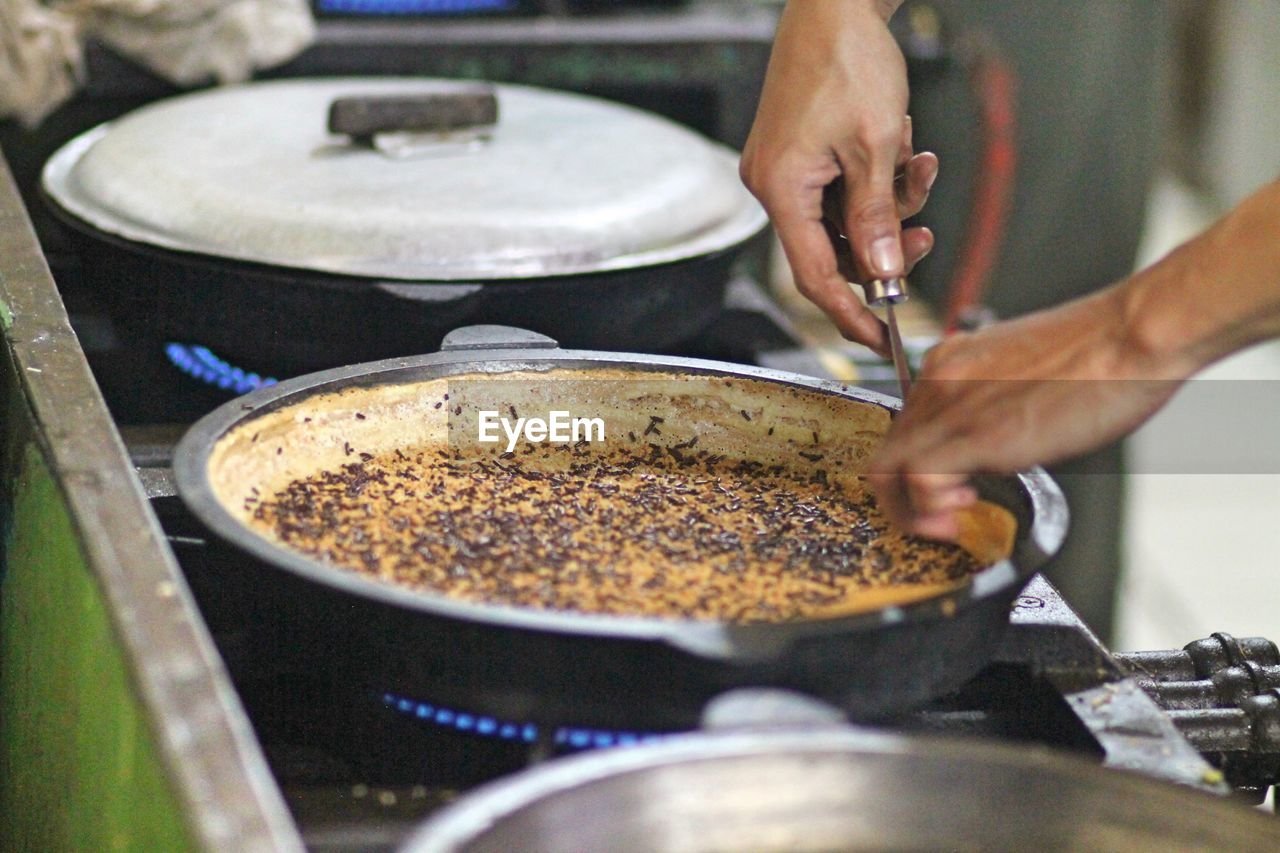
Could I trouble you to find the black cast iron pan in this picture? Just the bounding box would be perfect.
[172,325,1068,730]
[43,205,747,377]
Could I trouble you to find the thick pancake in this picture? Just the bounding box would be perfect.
[210,369,1016,622]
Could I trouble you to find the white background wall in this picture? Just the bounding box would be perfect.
[1115,0,1280,651]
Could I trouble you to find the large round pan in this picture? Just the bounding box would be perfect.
[403,728,1280,852]
[173,325,1067,729]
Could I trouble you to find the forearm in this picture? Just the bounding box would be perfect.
[1120,178,1280,379]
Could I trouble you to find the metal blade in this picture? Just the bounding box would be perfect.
[885,302,912,399]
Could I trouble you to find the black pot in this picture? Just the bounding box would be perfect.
[47,204,754,377]
[173,325,1068,730]
[41,78,768,378]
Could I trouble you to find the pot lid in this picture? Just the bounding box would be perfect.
[42,78,766,281]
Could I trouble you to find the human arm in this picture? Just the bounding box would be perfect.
[740,0,937,355]
[868,177,1280,540]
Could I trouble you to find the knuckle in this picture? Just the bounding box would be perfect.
[920,344,949,375]
[985,418,1020,448]
[848,196,899,230]
[903,467,934,492]
[737,152,783,201]
[791,276,818,299]
[739,161,766,198]
[920,337,967,379]
[854,120,904,154]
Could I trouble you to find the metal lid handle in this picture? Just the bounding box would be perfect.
[439,325,559,352]
[328,86,499,139]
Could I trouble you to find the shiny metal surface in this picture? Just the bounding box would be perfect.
[403,729,1280,852]
[865,277,912,398]
[42,78,766,281]
[884,302,912,398]
[0,144,302,850]
[862,277,908,306]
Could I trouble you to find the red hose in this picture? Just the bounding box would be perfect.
[943,41,1018,333]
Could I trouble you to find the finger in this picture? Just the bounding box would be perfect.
[837,122,907,280]
[908,429,1029,480]
[829,223,931,284]
[866,464,913,530]
[906,511,962,542]
[867,403,971,527]
[823,217,861,288]
[775,208,891,355]
[902,226,934,275]
[867,465,969,542]
[906,475,975,516]
[896,152,939,220]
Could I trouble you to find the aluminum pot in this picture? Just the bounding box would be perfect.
[41,78,767,375]
[402,728,1280,852]
[172,325,1067,730]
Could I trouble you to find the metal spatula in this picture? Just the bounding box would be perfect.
[866,277,912,398]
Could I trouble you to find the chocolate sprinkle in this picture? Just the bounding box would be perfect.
[250,444,981,623]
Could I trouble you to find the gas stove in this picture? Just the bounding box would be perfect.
[9,148,1280,853]
[93,257,1276,847]
[3,6,1278,849]
[138,466,1280,849]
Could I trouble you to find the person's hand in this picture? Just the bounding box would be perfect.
[741,0,937,355]
[867,175,1280,542]
[867,286,1187,541]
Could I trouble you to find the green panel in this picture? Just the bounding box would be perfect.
[0,440,195,852]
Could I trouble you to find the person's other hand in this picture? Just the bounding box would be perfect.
[741,0,936,355]
[867,286,1186,540]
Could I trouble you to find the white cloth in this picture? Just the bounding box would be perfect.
[0,1,81,126]
[0,0,315,127]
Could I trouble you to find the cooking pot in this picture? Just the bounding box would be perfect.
[401,728,1280,852]
[41,78,766,376]
[172,325,1067,729]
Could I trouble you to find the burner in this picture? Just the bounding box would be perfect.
[164,343,278,395]
[381,692,666,751]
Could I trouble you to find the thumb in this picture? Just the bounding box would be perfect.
[840,147,904,280]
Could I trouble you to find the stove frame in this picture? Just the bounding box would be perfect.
[0,150,299,850]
